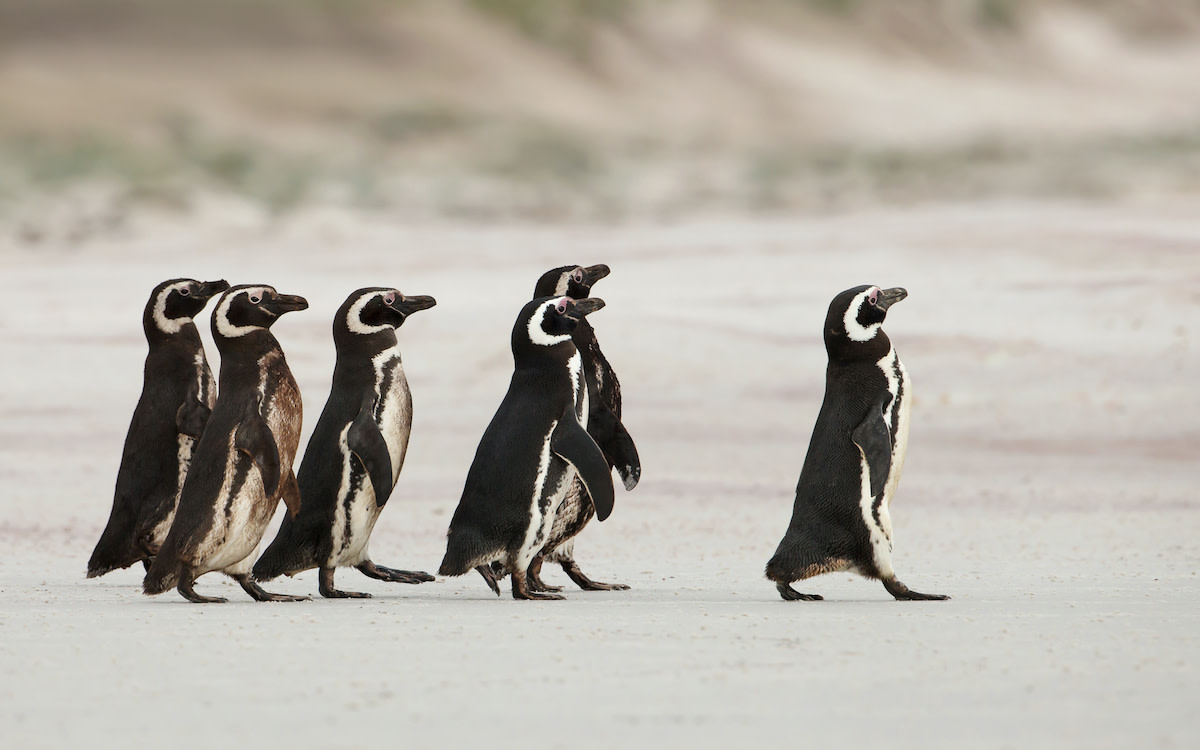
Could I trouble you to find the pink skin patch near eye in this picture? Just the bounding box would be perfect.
[555,298,569,314]
[868,288,879,305]
[383,292,396,305]
[572,269,583,283]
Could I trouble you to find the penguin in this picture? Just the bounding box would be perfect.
[143,284,310,603]
[253,287,437,598]
[87,278,229,578]
[765,285,949,602]
[439,295,615,600]
[514,264,639,593]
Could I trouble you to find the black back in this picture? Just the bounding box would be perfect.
[439,297,588,574]
[255,287,436,578]
[767,286,900,579]
[88,278,226,577]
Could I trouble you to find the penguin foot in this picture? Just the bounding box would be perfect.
[882,577,950,601]
[527,557,564,593]
[319,568,372,599]
[235,575,310,603]
[178,578,227,604]
[560,559,629,591]
[356,561,435,584]
[475,565,502,596]
[512,571,565,601]
[776,582,822,601]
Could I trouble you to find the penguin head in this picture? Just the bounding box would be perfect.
[212,285,309,342]
[512,295,606,360]
[145,278,230,337]
[532,264,611,300]
[334,287,437,349]
[824,285,907,359]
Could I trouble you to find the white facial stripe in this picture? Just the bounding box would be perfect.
[844,288,881,342]
[527,298,571,347]
[214,287,270,339]
[347,292,391,335]
[151,281,193,334]
[553,271,572,297]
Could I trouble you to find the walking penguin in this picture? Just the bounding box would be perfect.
[88,278,229,578]
[439,295,615,600]
[765,285,949,602]
[143,284,310,603]
[479,264,639,595]
[253,287,437,597]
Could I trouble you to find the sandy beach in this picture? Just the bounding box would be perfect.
[1,198,1197,748]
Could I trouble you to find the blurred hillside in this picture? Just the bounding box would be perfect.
[2,0,1199,233]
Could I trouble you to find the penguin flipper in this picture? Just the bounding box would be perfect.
[235,411,281,498]
[608,419,641,491]
[175,380,212,439]
[589,403,641,491]
[348,401,395,508]
[851,400,893,498]
[551,414,616,522]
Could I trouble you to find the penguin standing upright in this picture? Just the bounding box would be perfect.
[88,278,229,578]
[439,296,615,600]
[143,285,310,603]
[253,287,437,598]
[521,264,639,593]
[765,285,949,602]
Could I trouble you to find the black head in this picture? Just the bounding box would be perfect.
[143,278,230,338]
[532,264,611,300]
[333,287,437,351]
[824,285,907,360]
[211,284,308,344]
[511,295,606,363]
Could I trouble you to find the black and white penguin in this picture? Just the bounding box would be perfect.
[438,295,615,600]
[765,285,949,602]
[519,264,639,593]
[253,287,437,598]
[143,284,310,603]
[87,278,229,578]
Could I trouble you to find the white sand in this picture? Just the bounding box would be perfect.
[1,199,1198,749]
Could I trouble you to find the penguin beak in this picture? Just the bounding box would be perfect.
[582,264,610,287]
[876,287,908,312]
[263,293,309,316]
[392,294,437,318]
[565,297,605,320]
[196,280,230,300]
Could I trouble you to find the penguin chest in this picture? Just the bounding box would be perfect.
[328,351,412,566]
[516,425,575,565]
[877,348,911,507]
[195,435,279,573]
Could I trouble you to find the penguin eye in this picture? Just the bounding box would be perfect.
[383,292,396,305]
[868,289,879,306]
[555,301,568,315]
[248,293,262,305]
[179,287,191,297]
[572,269,583,283]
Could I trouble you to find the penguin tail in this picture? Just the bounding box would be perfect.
[438,526,496,578]
[87,526,144,579]
[142,555,178,595]
[251,523,319,582]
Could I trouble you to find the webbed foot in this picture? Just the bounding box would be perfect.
[776,582,822,601]
[319,567,372,599]
[883,577,949,601]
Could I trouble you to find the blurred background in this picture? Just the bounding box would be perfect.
[2,0,1200,239]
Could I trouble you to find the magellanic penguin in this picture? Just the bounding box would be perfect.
[483,264,639,595]
[765,285,949,602]
[87,278,229,578]
[439,295,615,600]
[143,285,310,603]
[253,287,437,598]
